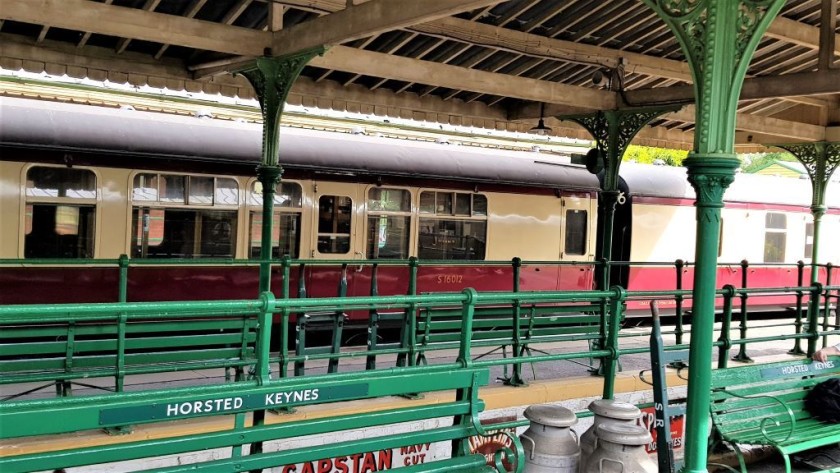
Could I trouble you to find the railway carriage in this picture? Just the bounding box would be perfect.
[1,97,838,318]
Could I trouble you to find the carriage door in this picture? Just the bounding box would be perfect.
[309,182,362,297]
[558,195,594,289]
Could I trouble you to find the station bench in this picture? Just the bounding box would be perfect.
[0,314,258,399]
[0,364,523,473]
[710,356,840,473]
[414,301,603,384]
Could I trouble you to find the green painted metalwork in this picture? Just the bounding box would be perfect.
[718,285,737,369]
[3,284,839,473]
[822,267,834,348]
[674,259,686,346]
[709,357,840,473]
[239,50,325,463]
[118,254,129,303]
[733,260,754,362]
[773,142,840,286]
[640,0,785,470]
[564,108,679,284]
[789,261,807,355]
[647,300,689,473]
[601,286,626,399]
[807,283,824,356]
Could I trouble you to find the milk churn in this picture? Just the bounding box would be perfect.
[582,423,657,473]
[520,404,581,473]
[579,399,641,465]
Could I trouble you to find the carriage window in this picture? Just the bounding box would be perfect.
[318,195,352,254]
[249,181,302,258]
[24,167,97,258]
[418,191,487,260]
[131,173,239,258]
[565,210,587,256]
[763,212,787,263]
[367,188,411,259]
[804,222,814,260]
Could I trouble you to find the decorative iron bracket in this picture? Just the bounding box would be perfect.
[562,107,680,192]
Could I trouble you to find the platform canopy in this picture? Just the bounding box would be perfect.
[0,0,838,149]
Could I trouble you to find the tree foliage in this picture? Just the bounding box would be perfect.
[620,146,796,173]
[738,151,796,173]
[622,145,688,166]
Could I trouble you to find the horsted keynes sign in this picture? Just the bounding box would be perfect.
[100,384,368,424]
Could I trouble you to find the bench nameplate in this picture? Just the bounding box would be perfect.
[100,383,369,424]
[759,360,836,379]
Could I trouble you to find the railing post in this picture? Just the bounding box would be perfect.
[279,255,292,378]
[733,260,753,362]
[118,254,129,303]
[116,255,128,391]
[589,257,610,376]
[789,260,806,355]
[512,257,521,292]
[297,263,307,299]
[807,282,824,357]
[366,263,380,370]
[602,286,625,400]
[674,259,685,345]
[256,291,276,385]
[405,257,419,366]
[823,264,833,348]
[458,288,478,367]
[718,285,736,369]
[508,257,525,386]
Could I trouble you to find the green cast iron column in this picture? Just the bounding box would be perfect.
[773,142,840,284]
[240,48,325,294]
[642,1,784,471]
[238,48,325,463]
[566,108,677,287]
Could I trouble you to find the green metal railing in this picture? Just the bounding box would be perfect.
[3,282,838,400]
[5,256,832,307]
[0,286,622,398]
[2,283,839,472]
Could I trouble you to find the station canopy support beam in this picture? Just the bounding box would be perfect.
[641,1,785,471]
[236,47,326,465]
[563,107,679,288]
[239,47,326,294]
[773,142,840,286]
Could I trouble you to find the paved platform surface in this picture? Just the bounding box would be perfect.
[740,444,840,472]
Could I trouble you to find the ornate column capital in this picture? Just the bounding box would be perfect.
[684,155,739,209]
[773,142,840,208]
[564,107,678,191]
[238,47,327,167]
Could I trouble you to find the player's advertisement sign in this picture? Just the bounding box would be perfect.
[639,406,684,454]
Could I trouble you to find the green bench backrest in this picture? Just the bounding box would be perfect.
[710,358,840,438]
[0,316,258,385]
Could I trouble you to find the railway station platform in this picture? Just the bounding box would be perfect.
[3,318,838,472]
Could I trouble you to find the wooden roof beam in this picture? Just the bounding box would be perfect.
[623,69,840,104]
[511,101,825,142]
[666,106,826,141]
[1,0,269,57]
[408,16,693,82]
[310,46,617,110]
[766,16,840,55]
[269,0,505,56]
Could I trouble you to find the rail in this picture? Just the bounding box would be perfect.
[2,284,838,399]
[2,284,839,470]
[2,256,835,306]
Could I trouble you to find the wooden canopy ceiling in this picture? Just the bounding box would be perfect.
[1,0,839,148]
